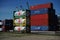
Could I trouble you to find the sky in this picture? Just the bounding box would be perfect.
[0,0,60,20]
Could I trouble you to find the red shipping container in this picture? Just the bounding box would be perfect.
[30,14,48,21]
[30,14,48,26]
[30,19,48,26]
[30,3,52,10]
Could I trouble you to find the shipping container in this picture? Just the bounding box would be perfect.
[14,15,26,19]
[14,19,20,24]
[14,27,21,31]
[31,26,48,31]
[31,20,48,26]
[4,19,13,31]
[48,9,57,31]
[14,18,26,24]
[14,11,20,16]
[26,10,31,33]
[14,21,26,26]
[31,14,48,20]
[13,10,26,32]
[0,28,2,31]
[14,10,26,19]
[31,8,48,15]
[14,10,26,17]
[0,22,3,26]
[14,23,20,26]
[14,27,26,31]
[30,14,48,26]
[30,3,52,10]
[0,20,3,28]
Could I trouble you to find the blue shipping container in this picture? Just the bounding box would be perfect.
[31,8,48,15]
[31,26,48,31]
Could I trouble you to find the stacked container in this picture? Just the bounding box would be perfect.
[13,10,26,31]
[4,19,13,31]
[30,3,57,31]
[0,20,3,31]
[26,10,31,33]
[30,8,49,31]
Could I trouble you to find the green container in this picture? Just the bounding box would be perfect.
[14,15,26,19]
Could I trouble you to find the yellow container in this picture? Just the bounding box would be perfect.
[14,23,20,26]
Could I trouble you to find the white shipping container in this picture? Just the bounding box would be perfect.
[14,10,26,16]
[0,28,2,31]
[0,22,3,25]
[14,11,20,16]
[19,10,26,15]
[14,27,25,31]
[14,27,20,31]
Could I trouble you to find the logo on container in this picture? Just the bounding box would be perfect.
[14,18,26,24]
[14,10,26,16]
[35,27,41,29]
[31,8,48,15]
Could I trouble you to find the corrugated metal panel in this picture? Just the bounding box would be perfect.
[31,8,48,15]
[31,14,48,20]
[31,19,48,26]
[31,26,48,31]
[30,3,51,10]
[30,14,48,26]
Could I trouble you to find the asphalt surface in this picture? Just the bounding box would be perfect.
[0,32,60,40]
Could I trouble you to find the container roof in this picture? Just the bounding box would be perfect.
[30,3,53,10]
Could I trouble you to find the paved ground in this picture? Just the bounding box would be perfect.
[0,32,60,40]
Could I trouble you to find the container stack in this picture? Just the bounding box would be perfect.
[57,15,60,31]
[4,19,13,31]
[30,3,57,31]
[0,20,3,31]
[13,10,26,31]
[26,10,31,33]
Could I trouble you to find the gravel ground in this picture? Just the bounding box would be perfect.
[0,32,60,40]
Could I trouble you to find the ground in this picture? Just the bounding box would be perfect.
[0,32,60,40]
